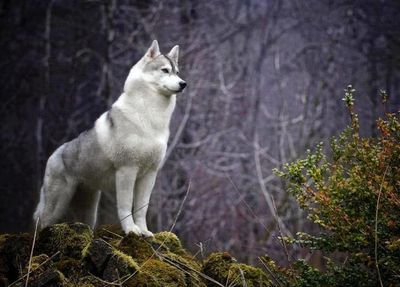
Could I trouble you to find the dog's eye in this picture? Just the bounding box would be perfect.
[161,68,169,74]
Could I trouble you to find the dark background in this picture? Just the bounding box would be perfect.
[0,0,399,265]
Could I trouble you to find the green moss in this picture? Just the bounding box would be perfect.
[0,225,272,287]
[163,252,206,287]
[202,252,235,285]
[23,254,50,274]
[102,249,139,282]
[36,223,93,260]
[113,249,140,270]
[26,266,69,286]
[94,224,124,246]
[78,275,105,287]
[202,252,271,287]
[126,259,186,287]
[229,263,271,287]
[55,258,86,281]
[117,232,154,263]
[154,232,184,254]
[83,238,139,282]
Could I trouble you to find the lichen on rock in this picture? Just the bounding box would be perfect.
[154,231,184,254]
[83,238,139,283]
[0,225,272,287]
[36,222,93,260]
[126,258,186,287]
[202,252,271,287]
[117,232,155,263]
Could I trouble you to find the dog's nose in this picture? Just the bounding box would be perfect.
[179,81,187,90]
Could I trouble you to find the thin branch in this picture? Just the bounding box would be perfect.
[25,216,40,287]
[375,166,389,287]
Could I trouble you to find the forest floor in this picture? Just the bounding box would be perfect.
[0,222,271,286]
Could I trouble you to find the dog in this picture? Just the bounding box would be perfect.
[33,40,186,237]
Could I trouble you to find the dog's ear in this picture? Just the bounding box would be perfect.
[145,40,160,59]
[167,45,179,64]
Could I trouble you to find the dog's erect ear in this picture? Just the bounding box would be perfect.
[167,45,179,64]
[145,40,160,59]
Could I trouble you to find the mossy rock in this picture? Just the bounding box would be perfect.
[202,252,271,287]
[78,275,106,287]
[94,224,124,247]
[161,252,207,287]
[202,252,235,285]
[36,223,93,260]
[0,233,32,281]
[83,238,139,282]
[22,254,50,274]
[29,269,69,287]
[154,232,184,255]
[126,258,186,287]
[117,232,155,263]
[21,254,71,286]
[55,257,87,281]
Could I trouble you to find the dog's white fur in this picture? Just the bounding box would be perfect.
[33,40,186,237]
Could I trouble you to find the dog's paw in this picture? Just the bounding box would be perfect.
[124,224,142,236]
[140,229,154,238]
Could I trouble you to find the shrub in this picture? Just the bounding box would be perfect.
[274,86,400,286]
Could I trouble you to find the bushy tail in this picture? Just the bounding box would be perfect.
[33,187,44,225]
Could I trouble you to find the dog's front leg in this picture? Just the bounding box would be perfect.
[134,170,157,237]
[116,166,141,235]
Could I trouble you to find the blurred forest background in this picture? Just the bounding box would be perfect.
[0,0,399,265]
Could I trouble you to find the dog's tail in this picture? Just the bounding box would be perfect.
[33,187,44,226]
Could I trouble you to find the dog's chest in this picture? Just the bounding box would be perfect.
[123,133,167,166]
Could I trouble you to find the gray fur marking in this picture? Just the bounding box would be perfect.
[106,109,115,128]
[163,55,176,73]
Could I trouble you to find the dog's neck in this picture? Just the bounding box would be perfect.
[114,82,176,132]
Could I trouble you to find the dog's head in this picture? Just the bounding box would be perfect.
[125,40,186,96]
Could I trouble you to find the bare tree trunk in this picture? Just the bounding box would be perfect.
[36,0,53,191]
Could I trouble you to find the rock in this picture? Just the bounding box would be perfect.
[154,231,184,254]
[202,252,271,287]
[83,238,139,282]
[28,269,68,287]
[83,239,113,274]
[0,233,32,282]
[117,232,155,263]
[126,259,186,287]
[94,224,124,245]
[54,258,86,281]
[36,223,93,260]
[0,224,273,287]
[102,249,138,282]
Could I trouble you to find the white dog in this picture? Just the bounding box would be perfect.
[33,40,186,237]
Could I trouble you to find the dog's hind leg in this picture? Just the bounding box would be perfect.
[36,175,77,228]
[34,152,77,229]
[69,189,102,228]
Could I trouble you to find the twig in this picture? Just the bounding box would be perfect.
[258,257,283,287]
[119,203,149,223]
[25,216,40,287]
[238,266,248,287]
[375,166,389,287]
[102,228,124,239]
[226,173,295,262]
[156,251,225,287]
[168,179,191,233]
